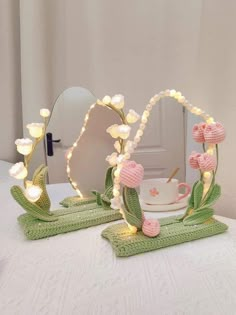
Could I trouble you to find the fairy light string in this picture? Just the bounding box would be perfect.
[66,101,127,198]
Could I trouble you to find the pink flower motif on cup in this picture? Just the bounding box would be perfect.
[149,188,159,197]
[142,219,160,237]
[120,160,144,188]
[198,153,216,172]
[204,122,225,144]
[192,122,207,143]
[189,151,201,169]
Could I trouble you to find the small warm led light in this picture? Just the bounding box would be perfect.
[73,143,77,147]
[67,151,72,159]
[206,117,215,124]
[203,171,211,180]
[114,169,120,177]
[102,95,111,105]
[26,180,33,188]
[170,89,176,97]
[9,162,28,179]
[40,108,50,118]
[15,138,33,155]
[25,185,42,202]
[195,108,203,115]
[126,109,140,123]
[174,92,182,99]
[207,148,214,155]
[27,123,44,138]
[128,224,138,234]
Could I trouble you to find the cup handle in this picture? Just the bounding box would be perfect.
[176,183,191,202]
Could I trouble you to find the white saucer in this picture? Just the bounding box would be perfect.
[140,194,189,212]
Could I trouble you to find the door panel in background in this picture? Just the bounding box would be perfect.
[133,98,186,182]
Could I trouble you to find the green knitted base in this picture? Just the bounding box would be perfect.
[60,196,96,208]
[18,202,122,240]
[102,215,228,257]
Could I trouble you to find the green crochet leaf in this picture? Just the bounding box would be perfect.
[11,185,57,222]
[91,191,102,206]
[201,184,221,208]
[177,206,191,221]
[193,181,204,209]
[104,185,113,200]
[101,198,111,210]
[105,167,114,190]
[123,208,142,229]
[101,194,110,204]
[123,186,143,223]
[32,164,51,211]
[188,181,198,208]
[183,208,214,226]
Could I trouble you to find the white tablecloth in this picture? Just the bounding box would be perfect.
[1,170,236,315]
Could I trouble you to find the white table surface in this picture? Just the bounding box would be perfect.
[1,163,236,315]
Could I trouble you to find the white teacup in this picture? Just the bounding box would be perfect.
[140,178,191,205]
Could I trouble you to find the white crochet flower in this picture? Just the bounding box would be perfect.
[9,162,28,179]
[111,94,124,109]
[126,109,140,124]
[15,138,33,155]
[117,124,131,139]
[107,124,131,139]
[106,124,120,138]
[102,95,111,105]
[110,197,122,210]
[25,185,42,202]
[40,108,50,118]
[106,152,118,166]
[27,123,44,138]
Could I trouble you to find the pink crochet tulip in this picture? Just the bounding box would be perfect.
[189,151,201,169]
[192,122,207,143]
[142,219,160,237]
[204,122,225,144]
[198,153,216,172]
[120,160,144,188]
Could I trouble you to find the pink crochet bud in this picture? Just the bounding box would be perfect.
[198,153,216,172]
[204,122,225,144]
[142,219,160,237]
[120,160,144,188]
[192,122,207,143]
[189,151,201,169]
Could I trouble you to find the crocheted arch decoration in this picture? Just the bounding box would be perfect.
[94,89,225,236]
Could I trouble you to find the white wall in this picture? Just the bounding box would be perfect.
[192,0,236,218]
[0,0,22,162]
